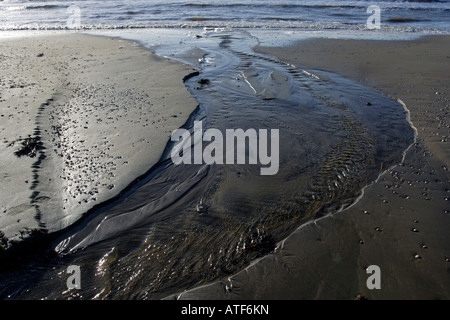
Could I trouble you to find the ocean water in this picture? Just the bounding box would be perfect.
[0,0,449,32]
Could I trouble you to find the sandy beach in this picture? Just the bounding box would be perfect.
[0,31,448,300]
[170,35,450,300]
[0,34,198,248]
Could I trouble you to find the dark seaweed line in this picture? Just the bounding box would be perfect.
[0,98,55,266]
[30,98,55,231]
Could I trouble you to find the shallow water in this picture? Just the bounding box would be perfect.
[0,29,415,300]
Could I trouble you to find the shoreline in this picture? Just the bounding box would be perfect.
[0,33,198,250]
[169,35,450,300]
[1,31,448,300]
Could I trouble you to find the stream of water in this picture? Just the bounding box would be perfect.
[0,29,415,300]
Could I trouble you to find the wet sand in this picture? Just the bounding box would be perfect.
[1,32,448,300]
[0,33,198,247]
[170,35,450,300]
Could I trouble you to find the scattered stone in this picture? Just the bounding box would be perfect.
[0,230,8,251]
[197,78,210,85]
[196,198,208,214]
[412,228,419,233]
[366,101,372,106]
[415,254,422,260]
[14,137,41,158]
[244,231,275,255]
[36,53,44,57]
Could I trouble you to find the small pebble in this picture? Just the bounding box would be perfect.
[415,254,422,260]
[412,228,419,232]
